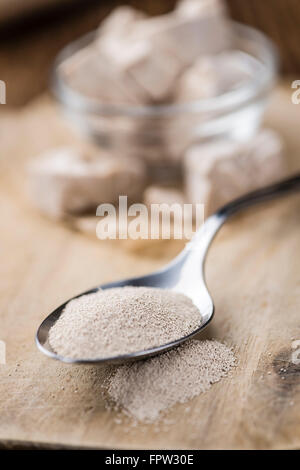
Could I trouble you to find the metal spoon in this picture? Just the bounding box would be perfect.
[36,174,300,364]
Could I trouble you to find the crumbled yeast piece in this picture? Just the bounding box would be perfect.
[60,46,148,105]
[98,37,183,102]
[175,57,219,103]
[184,129,286,215]
[130,0,231,68]
[97,5,146,38]
[28,148,146,219]
[175,51,253,103]
[62,0,231,104]
[143,185,185,207]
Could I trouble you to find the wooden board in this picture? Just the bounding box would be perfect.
[0,84,300,450]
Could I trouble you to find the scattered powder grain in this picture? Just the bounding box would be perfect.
[105,339,236,422]
[49,286,201,359]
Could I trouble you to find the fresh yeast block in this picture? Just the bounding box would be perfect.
[131,0,232,67]
[184,129,286,215]
[28,148,146,218]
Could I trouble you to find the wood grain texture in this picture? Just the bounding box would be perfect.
[0,83,299,449]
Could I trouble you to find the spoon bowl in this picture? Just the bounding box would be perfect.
[36,174,300,364]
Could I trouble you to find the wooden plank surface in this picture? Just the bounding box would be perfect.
[0,84,300,449]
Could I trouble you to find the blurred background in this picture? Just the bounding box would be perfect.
[0,0,299,108]
[1,0,299,229]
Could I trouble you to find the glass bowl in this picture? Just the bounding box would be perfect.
[52,21,278,182]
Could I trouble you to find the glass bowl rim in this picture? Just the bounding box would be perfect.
[52,21,278,118]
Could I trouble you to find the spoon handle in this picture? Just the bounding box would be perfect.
[189,173,300,262]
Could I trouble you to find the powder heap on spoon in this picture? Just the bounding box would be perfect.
[49,286,202,359]
[48,286,236,423]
